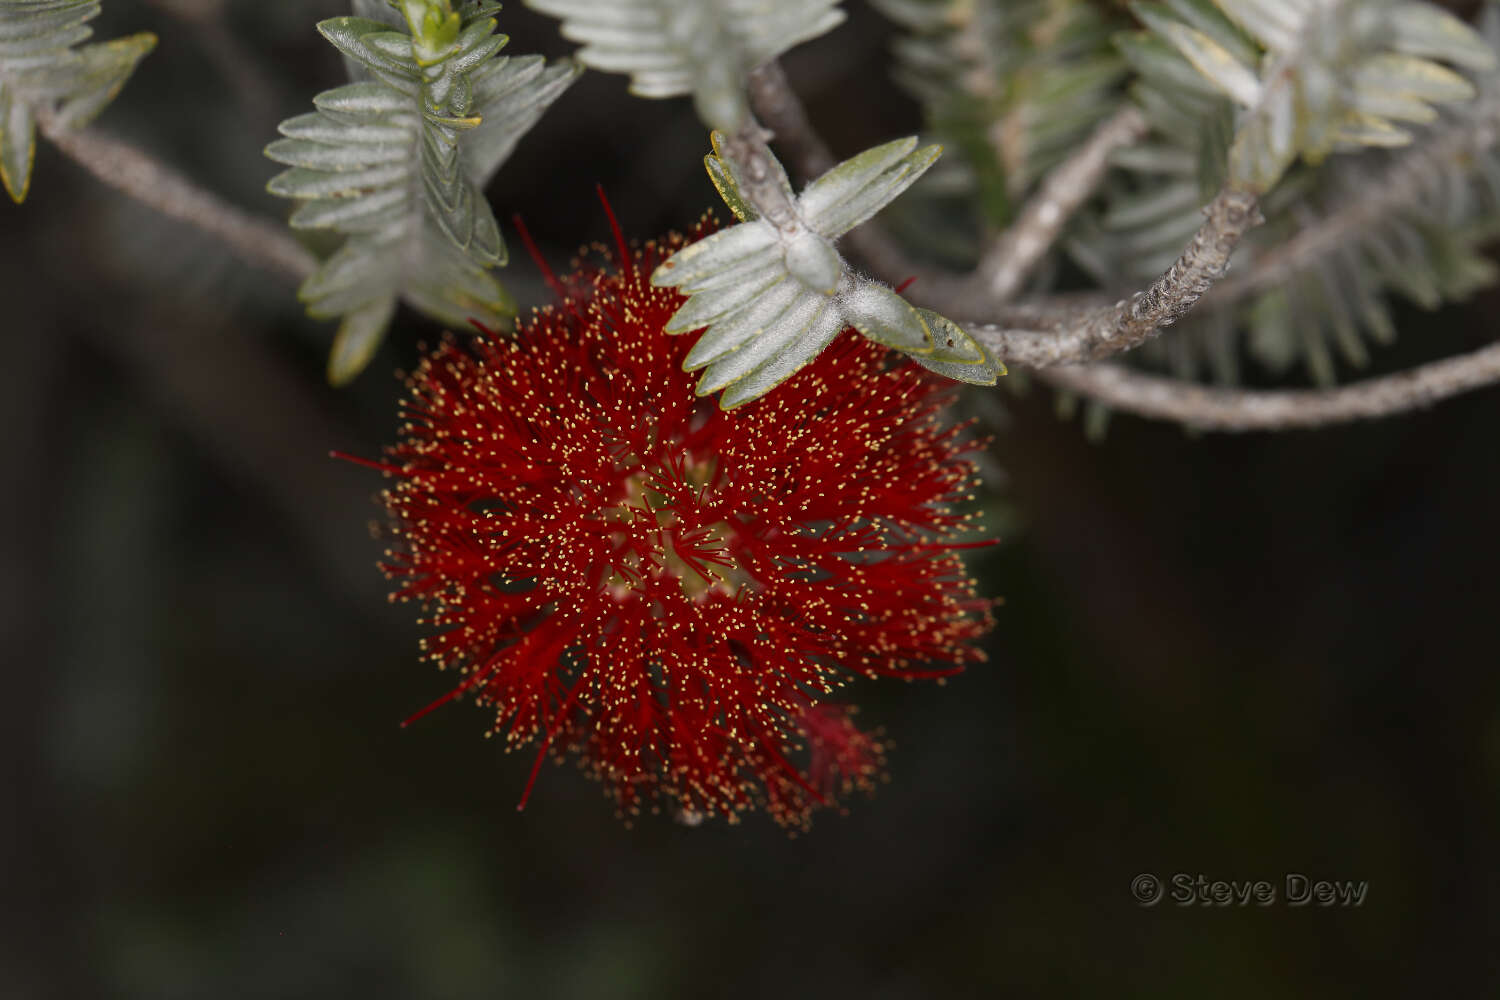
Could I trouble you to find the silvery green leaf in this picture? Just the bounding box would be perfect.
[1147,18,1261,106]
[1153,0,1260,66]
[314,81,409,115]
[1213,0,1300,52]
[299,238,399,312]
[0,4,95,45]
[349,0,407,32]
[797,136,941,239]
[1246,285,1297,371]
[680,276,803,371]
[908,310,1004,385]
[735,0,844,65]
[463,55,582,184]
[1390,3,1497,71]
[718,300,847,408]
[662,260,783,333]
[839,280,933,353]
[49,33,156,127]
[0,24,90,59]
[1343,94,1436,128]
[318,17,419,82]
[404,223,516,327]
[0,0,97,57]
[267,2,575,380]
[289,190,402,231]
[694,287,829,395]
[0,0,153,202]
[909,352,1004,387]
[782,228,841,294]
[1229,81,1299,190]
[650,220,780,290]
[268,161,409,199]
[704,149,755,221]
[1116,32,1228,104]
[264,136,410,170]
[1328,113,1409,149]
[328,297,398,386]
[1103,181,1203,230]
[1350,54,1475,112]
[277,113,411,146]
[449,18,507,76]
[917,309,987,366]
[525,0,845,130]
[0,82,35,202]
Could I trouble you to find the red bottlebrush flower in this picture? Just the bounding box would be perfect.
[372,200,993,830]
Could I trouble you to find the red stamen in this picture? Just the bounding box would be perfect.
[518,681,585,811]
[400,676,479,728]
[330,450,401,475]
[596,184,631,277]
[512,213,566,303]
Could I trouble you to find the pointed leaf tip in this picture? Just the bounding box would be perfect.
[328,297,398,385]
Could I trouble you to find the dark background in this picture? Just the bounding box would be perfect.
[4,1,1498,996]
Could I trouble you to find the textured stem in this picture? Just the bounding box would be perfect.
[966,105,1149,305]
[1042,340,1500,431]
[745,61,836,177]
[970,188,1263,367]
[720,122,800,233]
[37,111,316,283]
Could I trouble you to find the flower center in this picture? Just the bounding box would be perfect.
[604,456,747,603]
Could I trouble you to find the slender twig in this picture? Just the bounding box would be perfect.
[1041,340,1500,430]
[963,105,1149,306]
[36,110,316,283]
[969,188,1263,367]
